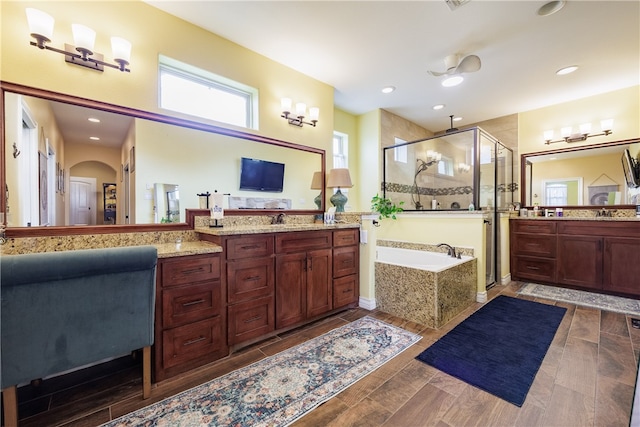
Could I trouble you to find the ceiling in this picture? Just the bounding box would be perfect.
[143,0,639,132]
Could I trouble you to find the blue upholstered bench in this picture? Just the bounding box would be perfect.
[0,246,158,426]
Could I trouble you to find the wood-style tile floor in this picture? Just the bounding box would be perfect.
[7,282,639,427]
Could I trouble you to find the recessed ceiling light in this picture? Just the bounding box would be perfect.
[441,75,464,87]
[453,117,462,122]
[381,86,395,94]
[90,136,100,141]
[88,117,100,123]
[556,65,578,75]
[537,1,566,17]
[432,104,445,110]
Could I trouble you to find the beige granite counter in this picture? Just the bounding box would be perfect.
[155,241,222,258]
[510,216,640,222]
[194,222,360,236]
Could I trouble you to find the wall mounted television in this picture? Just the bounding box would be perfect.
[239,157,285,192]
[622,149,640,188]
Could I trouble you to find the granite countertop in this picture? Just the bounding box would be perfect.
[511,216,640,221]
[194,222,360,236]
[155,240,222,258]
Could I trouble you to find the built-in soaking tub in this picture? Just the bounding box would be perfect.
[375,245,477,328]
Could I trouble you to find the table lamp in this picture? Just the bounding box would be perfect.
[327,168,353,212]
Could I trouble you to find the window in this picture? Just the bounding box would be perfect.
[545,183,568,205]
[159,55,258,129]
[437,155,454,176]
[394,137,407,163]
[333,131,349,168]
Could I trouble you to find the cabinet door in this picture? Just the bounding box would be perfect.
[333,245,358,278]
[557,235,602,290]
[604,237,640,296]
[275,252,307,329]
[306,248,332,318]
[333,274,358,309]
[227,257,274,304]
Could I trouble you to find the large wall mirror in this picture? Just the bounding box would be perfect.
[521,138,640,208]
[1,82,325,236]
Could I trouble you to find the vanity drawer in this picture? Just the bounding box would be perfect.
[511,220,557,234]
[333,275,358,309]
[162,281,221,329]
[161,254,221,287]
[512,234,557,257]
[227,257,275,304]
[333,229,359,247]
[226,235,274,260]
[333,245,359,278]
[162,316,224,370]
[513,256,556,282]
[275,231,332,253]
[228,296,275,345]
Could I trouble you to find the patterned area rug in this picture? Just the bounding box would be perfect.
[518,283,640,316]
[103,316,421,427]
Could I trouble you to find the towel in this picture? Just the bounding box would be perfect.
[211,193,224,220]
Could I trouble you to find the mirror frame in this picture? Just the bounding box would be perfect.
[1,81,325,237]
[520,137,640,209]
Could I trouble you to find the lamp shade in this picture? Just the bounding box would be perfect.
[26,8,54,40]
[310,171,323,190]
[111,37,132,63]
[327,168,353,188]
[72,24,96,52]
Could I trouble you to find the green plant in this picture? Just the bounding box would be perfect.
[371,194,404,219]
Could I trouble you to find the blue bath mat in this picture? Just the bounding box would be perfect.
[416,295,566,406]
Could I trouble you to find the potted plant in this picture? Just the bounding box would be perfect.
[371,194,404,220]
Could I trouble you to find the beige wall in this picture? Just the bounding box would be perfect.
[519,86,640,156]
[0,0,335,163]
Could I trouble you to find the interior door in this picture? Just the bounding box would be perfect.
[69,177,96,225]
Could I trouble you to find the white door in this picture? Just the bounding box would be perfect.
[69,177,96,225]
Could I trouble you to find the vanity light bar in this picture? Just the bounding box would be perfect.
[544,119,613,144]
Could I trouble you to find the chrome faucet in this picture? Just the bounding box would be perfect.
[437,243,459,258]
[272,213,286,224]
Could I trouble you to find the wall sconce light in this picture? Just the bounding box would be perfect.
[457,162,471,173]
[310,171,323,210]
[544,119,613,144]
[327,168,353,212]
[281,98,319,127]
[26,8,132,72]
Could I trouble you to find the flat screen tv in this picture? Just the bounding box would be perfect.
[239,157,285,192]
[622,149,640,188]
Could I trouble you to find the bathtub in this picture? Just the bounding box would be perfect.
[374,245,477,328]
[375,245,471,272]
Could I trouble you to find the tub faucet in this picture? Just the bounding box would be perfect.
[437,243,458,258]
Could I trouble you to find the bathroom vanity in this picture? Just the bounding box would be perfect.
[197,225,360,350]
[510,218,640,298]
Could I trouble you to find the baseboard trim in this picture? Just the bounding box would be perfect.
[476,291,488,303]
[501,273,512,285]
[359,296,377,311]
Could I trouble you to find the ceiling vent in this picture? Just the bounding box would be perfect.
[445,0,471,11]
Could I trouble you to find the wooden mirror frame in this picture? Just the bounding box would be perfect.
[0,81,325,238]
[519,137,640,209]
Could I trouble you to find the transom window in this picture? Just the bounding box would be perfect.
[159,55,258,129]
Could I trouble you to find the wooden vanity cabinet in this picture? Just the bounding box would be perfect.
[154,253,227,382]
[511,219,640,298]
[332,229,360,309]
[275,231,333,329]
[510,220,557,283]
[225,234,276,346]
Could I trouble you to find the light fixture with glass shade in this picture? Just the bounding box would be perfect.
[544,119,614,144]
[26,8,132,72]
[280,98,319,127]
